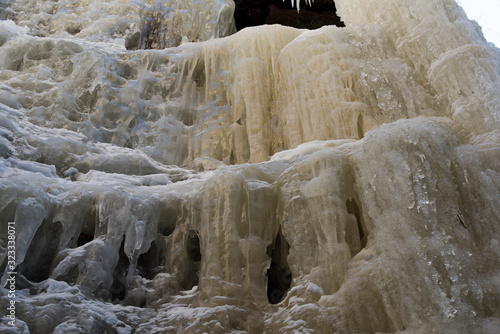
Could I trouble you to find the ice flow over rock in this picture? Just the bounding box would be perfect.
[1,0,500,333]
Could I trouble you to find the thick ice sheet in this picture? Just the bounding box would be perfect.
[1,0,499,333]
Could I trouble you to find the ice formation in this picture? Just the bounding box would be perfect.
[1,0,499,333]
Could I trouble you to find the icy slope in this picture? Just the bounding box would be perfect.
[1,0,500,333]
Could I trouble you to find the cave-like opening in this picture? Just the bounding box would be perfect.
[184,230,202,289]
[346,198,367,250]
[137,238,166,280]
[17,220,63,283]
[158,204,178,237]
[110,237,130,302]
[74,207,97,247]
[267,227,292,304]
[234,0,344,31]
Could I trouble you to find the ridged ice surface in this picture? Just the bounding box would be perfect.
[1,0,499,333]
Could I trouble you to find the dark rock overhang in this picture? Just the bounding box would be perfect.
[234,0,344,31]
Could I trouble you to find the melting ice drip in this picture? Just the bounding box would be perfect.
[1,0,500,333]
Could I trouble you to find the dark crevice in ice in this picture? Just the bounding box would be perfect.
[78,210,97,247]
[158,205,178,237]
[230,150,236,165]
[346,198,367,250]
[68,206,97,248]
[266,227,292,304]
[179,108,195,126]
[65,25,82,35]
[457,212,467,229]
[110,237,130,302]
[182,230,202,289]
[357,114,365,139]
[18,219,63,283]
[187,230,202,262]
[137,238,166,280]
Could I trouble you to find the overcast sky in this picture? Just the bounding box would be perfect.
[458,0,500,47]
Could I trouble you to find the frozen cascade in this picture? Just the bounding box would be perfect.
[0,0,499,333]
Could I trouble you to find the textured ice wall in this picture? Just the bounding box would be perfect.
[5,0,235,47]
[1,0,500,333]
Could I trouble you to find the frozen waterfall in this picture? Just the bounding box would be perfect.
[1,0,500,333]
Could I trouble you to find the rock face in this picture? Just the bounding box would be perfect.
[1,0,500,333]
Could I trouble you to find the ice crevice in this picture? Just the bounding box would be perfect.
[1,0,500,333]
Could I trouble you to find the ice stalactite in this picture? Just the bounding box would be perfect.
[1,0,500,333]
